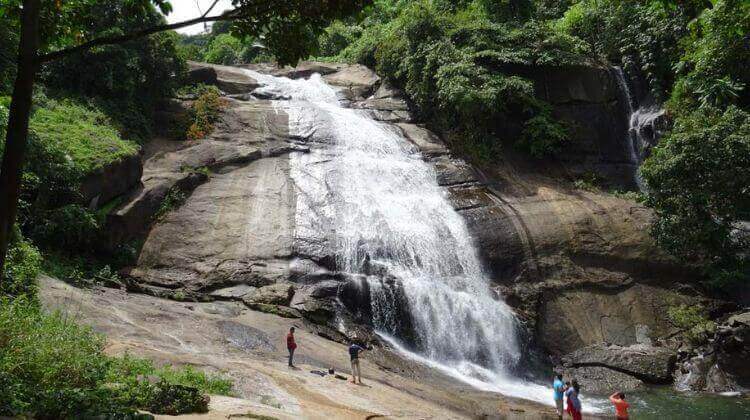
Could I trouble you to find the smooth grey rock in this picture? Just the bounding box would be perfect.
[188,61,260,94]
[559,365,645,394]
[209,284,257,300]
[562,343,676,384]
[80,152,143,208]
[243,283,295,306]
[396,123,447,158]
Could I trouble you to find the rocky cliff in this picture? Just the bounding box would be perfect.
[105,61,741,394]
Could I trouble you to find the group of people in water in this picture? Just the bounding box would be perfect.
[285,326,367,384]
[553,374,630,419]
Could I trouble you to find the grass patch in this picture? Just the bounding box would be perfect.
[29,98,139,175]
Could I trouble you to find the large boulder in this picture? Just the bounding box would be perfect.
[535,283,706,356]
[561,343,677,384]
[187,61,260,94]
[559,366,645,394]
[79,152,143,209]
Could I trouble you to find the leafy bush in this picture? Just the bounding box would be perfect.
[204,33,244,65]
[318,21,363,57]
[0,300,233,417]
[1,228,42,300]
[641,106,750,286]
[30,204,100,251]
[667,303,716,344]
[557,0,690,100]
[186,85,226,140]
[0,298,123,417]
[669,0,750,111]
[41,8,187,142]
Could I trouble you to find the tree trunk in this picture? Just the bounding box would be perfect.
[0,0,41,283]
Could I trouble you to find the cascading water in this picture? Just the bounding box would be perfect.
[242,69,600,407]
[613,67,665,190]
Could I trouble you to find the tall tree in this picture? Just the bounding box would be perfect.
[0,0,370,282]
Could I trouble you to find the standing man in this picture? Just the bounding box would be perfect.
[609,391,630,420]
[286,327,297,368]
[553,373,565,419]
[349,341,366,384]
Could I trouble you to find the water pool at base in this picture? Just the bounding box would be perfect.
[619,387,750,419]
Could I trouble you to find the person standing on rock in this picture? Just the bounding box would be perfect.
[609,391,629,420]
[286,327,297,368]
[565,380,582,420]
[553,373,565,419]
[349,342,366,384]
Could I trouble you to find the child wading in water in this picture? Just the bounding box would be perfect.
[610,391,629,419]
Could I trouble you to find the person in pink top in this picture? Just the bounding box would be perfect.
[609,391,630,419]
[286,326,297,368]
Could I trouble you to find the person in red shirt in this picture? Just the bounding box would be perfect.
[286,327,297,368]
[609,391,630,419]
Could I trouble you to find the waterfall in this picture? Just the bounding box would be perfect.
[613,67,665,190]
[242,69,566,402]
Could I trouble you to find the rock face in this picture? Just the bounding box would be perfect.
[503,63,633,189]
[79,152,142,208]
[188,61,259,94]
[674,310,750,392]
[110,61,727,394]
[561,343,677,384]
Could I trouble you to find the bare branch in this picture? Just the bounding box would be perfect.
[202,0,222,18]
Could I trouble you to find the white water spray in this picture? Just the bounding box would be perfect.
[243,69,603,410]
[613,67,665,190]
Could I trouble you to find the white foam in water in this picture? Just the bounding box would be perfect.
[244,69,604,412]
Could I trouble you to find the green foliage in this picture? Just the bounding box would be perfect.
[324,1,586,160]
[31,204,100,251]
[557,0,690,100]
[39,3,187,142]
[4,98,138,252]
[318,21,363,57]
[186,85,226,140]
[0,297,122,417]
[204,33,244,65]
[668,0,750,111]
[641,106,750,285]
[28,98,139,176]
[0,97,8,141]
[0,299,232,417]
[1,228,42,300]
[667,303,716,344]
[0,8,19,94]
[155,188,188,221]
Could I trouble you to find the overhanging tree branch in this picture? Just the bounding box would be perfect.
[37,8,253,63]
[202,0,222,18]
